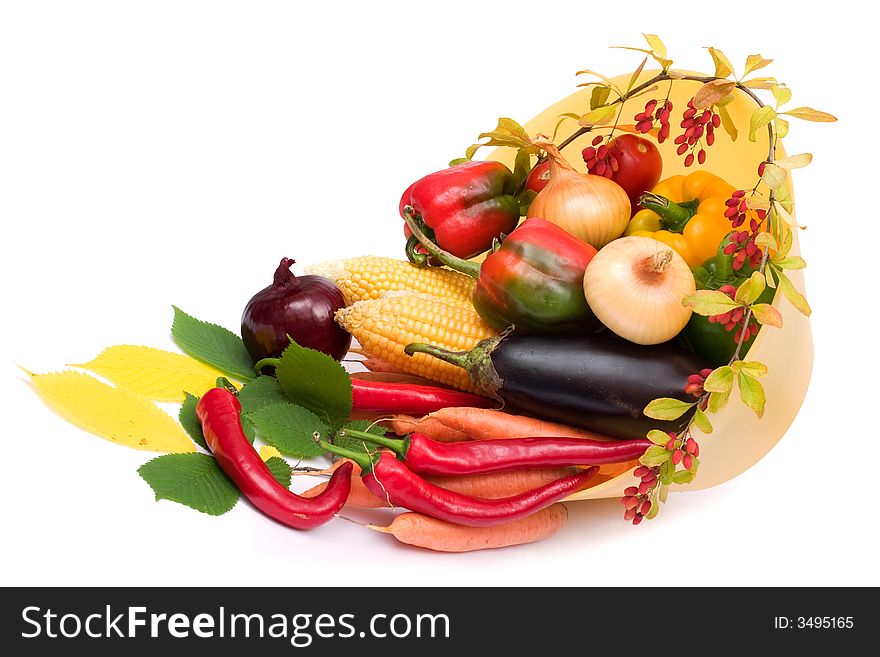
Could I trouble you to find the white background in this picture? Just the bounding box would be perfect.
[2,1,876,587]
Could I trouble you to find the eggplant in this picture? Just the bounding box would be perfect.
[405,331,709,440]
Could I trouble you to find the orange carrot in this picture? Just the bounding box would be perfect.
[426,468,579,499]
[370,504,568,552]
[301,459,387,508]
[388,407,610,443]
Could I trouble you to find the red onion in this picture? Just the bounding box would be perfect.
[241,258,351,362]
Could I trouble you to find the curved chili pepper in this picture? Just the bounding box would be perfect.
[351,379,493,415]
[254,357,492,415]
[321,441,597,527]
[338,428,651,476]
[197,387,351,530]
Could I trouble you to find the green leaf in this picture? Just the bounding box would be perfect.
[783,107,837,122]
[744,54,773,76]
[138,453,238,516]
[179,392,207,450]
[775,153,813,170]
[693,80,736,109]
[333,420,387,454]
[171,306,254,382]
[643,33,667,58]
[755,232,777,250]
[777,271,812,316]
[708,389,730,413]
[659,483,669,504]
[647,429,671,446]
[575,68,622,95]
[659,460,674,485]
[703,365,733,393]
[748,106,776,142]
[672,469,697,485]
[740,361,768,378]
[774,117,790,139]
[517,189,537,215]
[640,445,671,467]
[773,255,806,270]
[589,86,611,110]
[742,77,777,90]
[275,339,352,430]
[717,105,738,141]
[775,182,795,215]
[578,105,617,127]
[466,117,535,159]
[738,372,766,418]
[761,162,787,190]
[646,498,660,519]
[682,290,742,316]
[626,57,648,94]
[237,375,287,414]
[735,271,766,305]
[705,47,734,79]
[449,157,470,166]
[750,303,783,328]
[265,456,292,488]
[247,402,327,459]
[643,398,695,421]
[693,408,713,434]
[513,149,532,189]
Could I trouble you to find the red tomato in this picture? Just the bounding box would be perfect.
[524,160,551,193]
[599,135,663,215]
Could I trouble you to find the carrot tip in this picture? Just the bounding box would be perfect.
[366,524,393,534]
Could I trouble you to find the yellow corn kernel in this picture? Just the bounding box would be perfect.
[335,292,496,393]
[305,256,474,306]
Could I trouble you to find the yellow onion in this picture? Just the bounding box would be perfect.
[527,137,630,249]
[583,236,695,345]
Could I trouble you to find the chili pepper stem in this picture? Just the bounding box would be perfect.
[402,206,482,279]
[639,192,699,233]
[337,428,408,457]
[405,234,430,268]
[319,438,374,472]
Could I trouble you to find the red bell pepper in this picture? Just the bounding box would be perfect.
[400,160,520,262]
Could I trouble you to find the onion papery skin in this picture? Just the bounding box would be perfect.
[583,236,695,345]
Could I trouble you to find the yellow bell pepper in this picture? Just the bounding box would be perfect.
[624,171,746,266]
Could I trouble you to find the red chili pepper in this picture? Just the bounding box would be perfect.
[197,387,351,530]
[338,428,651,476]
[350,379,493,415]
[400,160,520,263]
[321,440,597,527]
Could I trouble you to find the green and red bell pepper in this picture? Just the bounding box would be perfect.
[399,160,521,263]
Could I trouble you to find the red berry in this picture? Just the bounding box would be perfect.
[700,368,714,379]
[625,486,639,497]
[698,149,706,164]
[671,449,683,465]
[592,135,603,146]
[692,442,700,457]
[676,143,688,156]
[712,114,721,128]
[733,189,746,198]
[638,481,652,495]
[582,146,596,160]
[596,145,608,159]
[639,500,652,516]
[758,161,767,176]
[632,514,644,526]
[684,153,695,167]
[683,453,694,470]
[609,156,619,172]
[594,161,607,176]
[625,496,640,510]
[683,107,696,119]
[665,438,676,450]
[624,507,637,521]
[586,157,598,169]
[634,466,650,478]
[686,438,697,454]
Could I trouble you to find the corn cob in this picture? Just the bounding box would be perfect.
[335,292,496,393]
[305,256,475,306]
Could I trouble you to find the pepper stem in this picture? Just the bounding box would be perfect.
[216,377,238,394]
[405,234,429,268]
[337,428,407,457]
[318,438,375,472]
[639,192,700,233]
[402,206,482,279]
[253,357,281,376]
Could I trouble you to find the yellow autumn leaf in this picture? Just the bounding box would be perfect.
[71,345,229,402]
[28,370,195,453]
[259,445,283,461]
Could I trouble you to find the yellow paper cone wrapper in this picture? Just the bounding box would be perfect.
[483,71,812,501]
